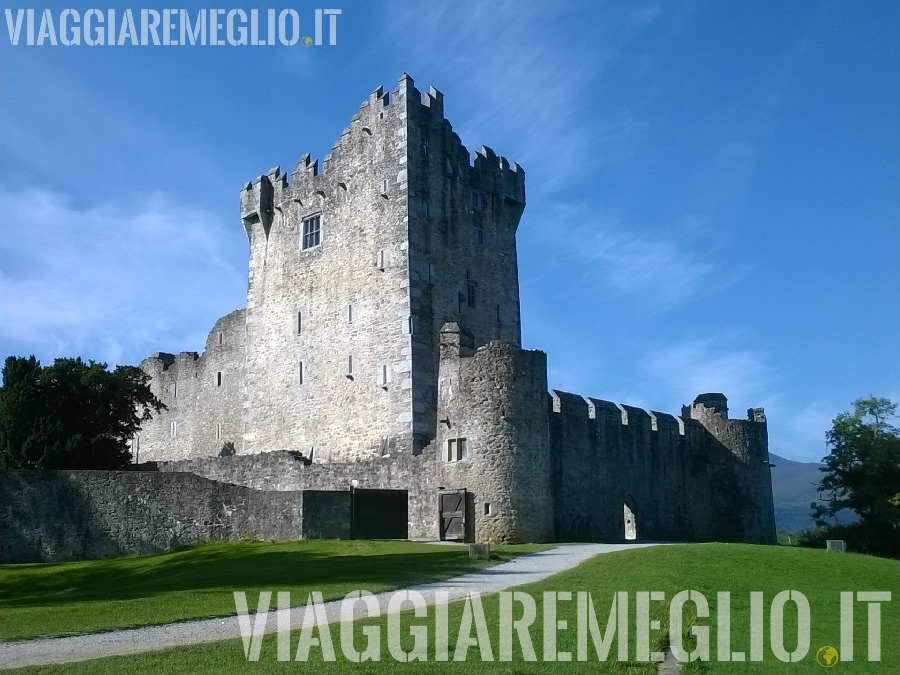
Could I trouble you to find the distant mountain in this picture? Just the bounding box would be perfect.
[768,453,854,533]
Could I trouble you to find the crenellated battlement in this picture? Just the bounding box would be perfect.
[551,389,705,439]
[239,74,525,244]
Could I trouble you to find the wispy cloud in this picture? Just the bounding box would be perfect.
[638,340,843,462]
[377,0,658,195]
[640,337,778,413]
[522,202,729,308]
[0,187,246,367]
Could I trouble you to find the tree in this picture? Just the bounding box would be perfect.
[0,356,165,469]
[811,397,900,557]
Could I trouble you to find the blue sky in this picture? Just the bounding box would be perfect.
[1,1,897,462]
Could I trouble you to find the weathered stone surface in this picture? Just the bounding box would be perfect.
[468,543,490,559]
[0,470,302,563]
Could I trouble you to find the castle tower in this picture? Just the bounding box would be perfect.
[686,393,777,543]
[433,323,553,543]
[237,74,525,460]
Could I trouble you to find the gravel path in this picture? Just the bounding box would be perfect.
[0,542,659,669]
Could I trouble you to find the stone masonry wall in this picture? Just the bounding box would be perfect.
[138,309,247,461]
[428,328,554,543]
[404,78,526,447]
[238,80,416,461]
[0,470,302,563]
[686,396,777,543]
[549,391,776,544]
[157,450,441,540]
[549,392,715,542]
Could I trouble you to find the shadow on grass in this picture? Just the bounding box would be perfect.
[0,540,521,609]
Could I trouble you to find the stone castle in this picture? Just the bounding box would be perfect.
[136,75,776,545]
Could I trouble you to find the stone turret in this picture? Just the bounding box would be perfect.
[686,393,776,543]
[433,323,553,543]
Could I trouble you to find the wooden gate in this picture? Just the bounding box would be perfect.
[438,489,467,541]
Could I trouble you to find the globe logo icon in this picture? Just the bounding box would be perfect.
[816,646,839,667]
[302,36,313,47]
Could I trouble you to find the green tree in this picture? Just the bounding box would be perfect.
[811,397,900,556]
[0,356,165,469]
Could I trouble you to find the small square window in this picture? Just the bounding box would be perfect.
[447,437,468,462]
[483,502,492,516]
[302,215,321,250]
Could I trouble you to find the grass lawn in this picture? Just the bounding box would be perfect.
[9,543,898,674]
[0,539,545,640]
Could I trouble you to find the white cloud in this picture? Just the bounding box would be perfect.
[640,338,777,413]
[525,202,720,307]
[637,340,848,462]
[0,187,246,367]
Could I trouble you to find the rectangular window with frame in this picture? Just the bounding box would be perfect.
[301,215,321,250]
[447,438,468,462]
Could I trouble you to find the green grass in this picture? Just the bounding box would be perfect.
[9,543,898,674]
[0,539,545,640]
